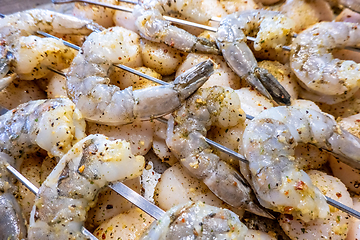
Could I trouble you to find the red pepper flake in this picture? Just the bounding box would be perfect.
[284,206,294,214]
[336,192,342,198]
[181,218,185,223]
[295,180,306,190]
[102,233,106,239]
[118,57,122,60]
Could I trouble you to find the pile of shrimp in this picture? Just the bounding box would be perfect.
[2,0,360,239]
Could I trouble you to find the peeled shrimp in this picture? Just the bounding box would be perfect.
[290,22,360,104]
[217,10,295,105]
[67,26,214,125]
[242,106,360,221]
[166,86,272,218]
[28,134,145,239]
[0,98,86,160]
[0,9,102,87]
[279,170,352,240]
[140,201,248,239]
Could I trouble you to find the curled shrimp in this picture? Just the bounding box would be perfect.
[242,106,360,221]
[66,26,214,125]
[216,10,295,105]
[290,22,360,104]
[132,3,219,54]
[0,98,86,160]
[140,201,248,239]
[0,9,103,88]
[28,134,145,239]
[166,86,273,218]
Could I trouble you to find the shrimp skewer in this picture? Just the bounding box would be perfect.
[28,134,145,239]
[242,106,360,222]
[53,0,293,106]
[66,26,214,125]
[166,86,273,218]
[0,9,103,88]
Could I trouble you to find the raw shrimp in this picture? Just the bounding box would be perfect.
[166,86,272,218]
[0,152,26,240]
[66,26,215,125]
[0,9,102,87]
[290,22,360,104]
[132,4,219,54]
[279,170,352,240]
[0,98,86,160]
[140,201,248,239]
[242,106,360,221]
[28,134,145,239]
[217,10,295,105]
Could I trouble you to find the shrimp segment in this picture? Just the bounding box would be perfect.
[290,22,360,103]
[28,134,145,239]
[0,9,102,87]
[67,27,214,125]
[140,201,248,239]
[166,86,272,218]
[216,10,294,105]
[243,106,360,221]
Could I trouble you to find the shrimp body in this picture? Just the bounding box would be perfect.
[217,10,295,105]
[166,86,272,218]
[67,27,214,125]
[132,6,219,54]
[140,201,248,239]
[290,22,360,103]
[0,98,86,160]
[0,9,102,87]
[243,106,360,221]
[28,134,145,239]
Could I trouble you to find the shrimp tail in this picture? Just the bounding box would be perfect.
[203,161,275,219]
[254,67,292,106]
[174,59,215,101]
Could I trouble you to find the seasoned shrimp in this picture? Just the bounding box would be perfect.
[28,134,145,239]
[166,86,272,218]
[242,106,360,221]
[66,26,214,125]
[279,170,352,240]
[140,201,248,239]
[132,4,219,54]
[0,98,86,160]
[290,22,360,104]
[217,10,295,105]
[0,9,102,87]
